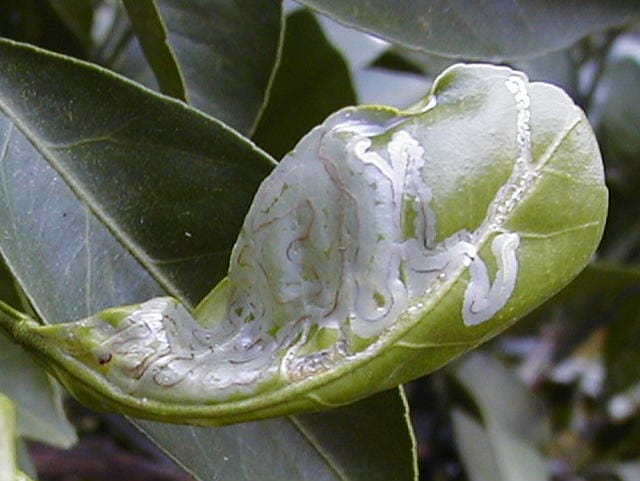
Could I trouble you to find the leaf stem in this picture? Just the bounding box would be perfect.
[0,299,30,336]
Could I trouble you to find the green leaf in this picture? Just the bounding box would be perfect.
[592,37,640,262]
[142,388,416,481]
[550,262,640,303]
[253,8,356,159]
[0,38,415,481]
[0,261,76,448]
[46,0,95,50]
[299,0,640,60]
[452,354,550,481]
[0,332,77,448]
[0,39,273,315]
[122,0,186,101]
[0,394,34,481]
[118,0,283,134]
[596,39,640,165]
[0,393,17,481]
[0,55,607,424]
[604,294,640,395]
[0,0,89,58]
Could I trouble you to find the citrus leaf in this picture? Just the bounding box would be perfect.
[299,0,640,60]
[121,0,186,101]
[0,38,415,481]
[0,55,607,423]
[253,8,356,158]
[118,0,283,134]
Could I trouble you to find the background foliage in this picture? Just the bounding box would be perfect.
[0,1,639,480]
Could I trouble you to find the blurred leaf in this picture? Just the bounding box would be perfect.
[451,409,502,481]
[122,0,186,100]
[452,354,550,481]
[0,333,77,448]
[595,461,640,481]
[595,36,640,165]
[299,0,640,60]
[353,67,429,107]
[0,0,88,57]
[0,261,76,449]
[369,50,425,75]
[253,8,356,158]
[455,354,550,444]
[47,0,95,49]
[592,35,640,262]
[512,49,575,95]
[0,394,18,481]
[604,294,640,394]
[614,462,640,480]
[0,38,415,481]
[118,0,282,134]
[546,262,640,304]
[16,441,37,480]
[316,12,388,70]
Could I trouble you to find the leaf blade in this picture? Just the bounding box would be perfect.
[117,0,283,134]
[122,0,187,100]
[0,38,415,481]
[299,0,640,60]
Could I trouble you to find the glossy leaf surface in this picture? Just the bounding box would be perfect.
[0,39,415,481]
[118,0,282,133]
[0,55,607,424]
[0,261,76,448]
[253,9,356,159]
[299,0,640,60]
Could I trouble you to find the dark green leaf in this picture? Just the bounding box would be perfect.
[0,39,273,314]
[122,0,186,101]
[253,9,356,158]
[118,0,283,134]
[143,388,417,481]
[0,261,76,448]
[0,0,88,57]
[47,0,95,50]
[604,294,640,394]
[298,0,640,60]
[593,39,640,263]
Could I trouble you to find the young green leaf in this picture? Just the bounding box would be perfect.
[0,62,607,425]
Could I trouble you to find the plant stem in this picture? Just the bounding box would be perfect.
[0,299,30,336]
